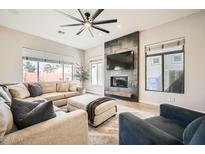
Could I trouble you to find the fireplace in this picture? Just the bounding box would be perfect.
[110,76,128,88]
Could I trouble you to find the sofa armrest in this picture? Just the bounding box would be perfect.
[119,112,182,145]
[1,110,88,145]
[160,104,205,127]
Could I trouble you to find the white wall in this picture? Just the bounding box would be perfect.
[139,11,205,112]
[84,45,104,95]
[0,26,84,83]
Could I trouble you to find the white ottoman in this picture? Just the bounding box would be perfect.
[67,94,117,127]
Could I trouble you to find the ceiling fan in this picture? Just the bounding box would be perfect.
[56,9,117,37]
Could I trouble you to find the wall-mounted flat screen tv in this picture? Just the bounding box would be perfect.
[107,50,134,70]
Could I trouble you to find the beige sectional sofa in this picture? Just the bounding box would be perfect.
[7,81,81,107]
[1,108,88,145]
[0,81,88,145]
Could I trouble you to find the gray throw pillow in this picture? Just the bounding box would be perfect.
[11,99,56,129]
[27,83,42,97]
[183,116,205,145]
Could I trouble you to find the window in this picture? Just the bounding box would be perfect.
[97,63,103,86]
[164,53,184,93]
[23,60,38,82]
[146,56,162,91]
[23,59,73,82]
[91,64,97,85]
[145,38,185,93]
[39,62,63,82]
[91,63,103,86]
[64,64,73,82]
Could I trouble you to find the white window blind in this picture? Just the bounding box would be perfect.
[22,48,74,82]
[145,38,185,55]
[22,47,74,64]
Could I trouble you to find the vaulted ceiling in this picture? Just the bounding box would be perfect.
[0,9,200,50]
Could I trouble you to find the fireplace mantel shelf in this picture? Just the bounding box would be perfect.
[105,91,132,98]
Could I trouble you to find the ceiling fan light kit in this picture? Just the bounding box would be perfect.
[56,9,118,37]
[84,22,91,28]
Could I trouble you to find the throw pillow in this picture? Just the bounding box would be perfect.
[39,82,57,94]
[0,100,15,142]
[183,116,205,145]
[8,83,30,99]
[28,83,42,97]
[69,83,78,92]
[11,99,56,129]
[57,82,69,92]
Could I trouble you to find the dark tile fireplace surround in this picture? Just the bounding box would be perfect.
[104,32,139,101]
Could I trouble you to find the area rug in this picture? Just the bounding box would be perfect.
[88,105,155,145]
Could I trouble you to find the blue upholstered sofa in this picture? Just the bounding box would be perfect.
[119,104,205,145]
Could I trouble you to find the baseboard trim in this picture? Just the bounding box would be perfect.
[86,90,104,96]
[139,100,205,113]
[138,100,159,111]
[139,100,160,106]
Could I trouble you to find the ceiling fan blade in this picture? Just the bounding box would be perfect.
[76,26,85,35]
[92,25,109,33]
[61,23,83,27]
[88,28,94,37]
[55,9,83,23]
[78,9,86,21]
[91,9,104,21]
[93,19,117,25]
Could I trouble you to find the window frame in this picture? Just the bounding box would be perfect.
[22,58,73,82]
[145,48,185,94]
[91,62,103,86]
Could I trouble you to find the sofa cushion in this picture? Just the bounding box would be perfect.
[145,116,185,142]
[8,84,30,99]
[0,100,15,142]
[28,83,42,97]
[62,91,80,98]
[160,104,205,127]
[40,93,65,101]
[23,96,46,102]
[183,116,205,145]
[39,82,56,94]
[11,99,56,129]
[57,82,69,92]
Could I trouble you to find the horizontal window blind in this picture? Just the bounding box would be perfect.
[22,47,74,64]
[89,55,103,63]
[145,38,185,55]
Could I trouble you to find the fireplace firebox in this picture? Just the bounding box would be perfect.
[110,76,128,88]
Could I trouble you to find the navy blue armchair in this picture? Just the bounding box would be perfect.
[119,104,205,145]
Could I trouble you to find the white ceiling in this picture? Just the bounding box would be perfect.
[0,9,200,50]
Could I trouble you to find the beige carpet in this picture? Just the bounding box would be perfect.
[88,104,156,145]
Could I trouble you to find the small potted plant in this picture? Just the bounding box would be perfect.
[74,64,89,94]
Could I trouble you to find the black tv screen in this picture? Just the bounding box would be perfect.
[107,51,134,70]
